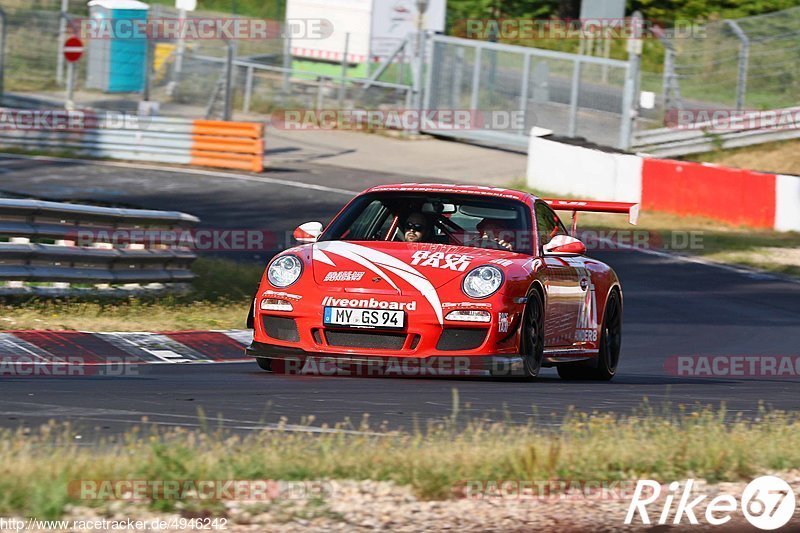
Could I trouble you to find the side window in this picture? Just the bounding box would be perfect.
[535,202,567,247]
[345,200,388,240]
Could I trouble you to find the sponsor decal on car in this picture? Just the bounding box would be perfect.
[490,258,514,267]
[315,241,444,324]
[410,251,473,271]
[323,270,365,282]
[261,290,302,301]
[498,312,510,333]
[442,302,493,310]
[573,267,598,342]
[321,296,416,311]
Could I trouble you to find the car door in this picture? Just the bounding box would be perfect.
[534,201,584,347]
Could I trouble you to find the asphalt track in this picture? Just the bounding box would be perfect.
[1,154,799,435]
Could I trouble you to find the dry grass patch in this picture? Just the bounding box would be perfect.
[685,139,800,176]
[1,403,799,519]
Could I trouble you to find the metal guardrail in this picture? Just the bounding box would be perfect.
[0,110,265,171]
[0,198,200,295]
[632,107,800,157]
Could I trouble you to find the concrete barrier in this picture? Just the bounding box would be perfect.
[0,109,265,172]
[775,174,800,232]
[527,135,800,232]
[641,159,777,228]
[526,136,642,202]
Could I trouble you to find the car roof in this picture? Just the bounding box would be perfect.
[363,183,536,203]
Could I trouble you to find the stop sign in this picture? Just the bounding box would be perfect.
[63,36,84,63]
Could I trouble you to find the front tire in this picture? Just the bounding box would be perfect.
[520,289,545,380]
[557,288,622,381]
[255,357,272,372]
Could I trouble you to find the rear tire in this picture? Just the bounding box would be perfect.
[520,289,545,380]
[255,357,272,372]
[557,289,622,381]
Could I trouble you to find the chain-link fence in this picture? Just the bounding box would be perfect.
[424,34,637,149]
[0,2,412,120]
[665,7,800,112]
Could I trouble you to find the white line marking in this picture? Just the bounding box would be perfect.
[0,401,389,435]
[0,153,359,196]
[0,337,50,362]
[145,349,191,363]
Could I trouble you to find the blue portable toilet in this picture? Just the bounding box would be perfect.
[86,0,150,92]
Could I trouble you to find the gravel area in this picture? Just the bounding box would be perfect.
[4,471,799,532]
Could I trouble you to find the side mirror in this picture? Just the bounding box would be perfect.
[293,221,324,243]
[543,235,586,256]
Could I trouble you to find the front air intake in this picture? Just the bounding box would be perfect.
[262,316,300,342]
[324,330,407,350]
[436,328,487,351]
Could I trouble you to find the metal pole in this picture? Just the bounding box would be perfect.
[223,40,235,121]
[243,65,254,113]
[66,61,75,109]
[338,32,350,109]
[662,48,674,112]
[282,30,291,93]
[170,7,187,94]
[601,27,611,83]
[518,52,531,135]
[315,76,326,113]
[567,58,581,137]
[451,46,464,109]
[469,46,482,113]
[56,0,68,86]
[619,11,643,150]
[143,38,152,102]
[725,20,749,111]
[0,8,6,99]
[413,30,427,118]
[422,34,435,120]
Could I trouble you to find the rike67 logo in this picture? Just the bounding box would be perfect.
[625,476,796,530]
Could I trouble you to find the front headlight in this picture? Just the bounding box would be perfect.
[267,255,303,288]
[462,265,504,299]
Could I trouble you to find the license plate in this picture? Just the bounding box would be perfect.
[323,307,405,329]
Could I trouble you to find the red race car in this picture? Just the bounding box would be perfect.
[246,184,638,380]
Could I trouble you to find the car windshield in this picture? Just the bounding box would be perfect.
[319,192,533,254]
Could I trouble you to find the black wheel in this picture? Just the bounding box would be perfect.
[557,289,622,381]
[597,289,622,380]
[255,357,272,372]
[520,289,545,380]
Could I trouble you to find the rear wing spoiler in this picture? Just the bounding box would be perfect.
[543,199,640,234]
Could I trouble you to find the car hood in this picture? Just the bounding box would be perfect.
[310,240,507,291]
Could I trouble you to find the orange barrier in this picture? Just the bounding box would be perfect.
[641,159,776,228]
[190,120,264,172]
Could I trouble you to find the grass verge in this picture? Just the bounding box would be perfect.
[0,258,263,331]
[1,403,799,519]
[684,139,800,177]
